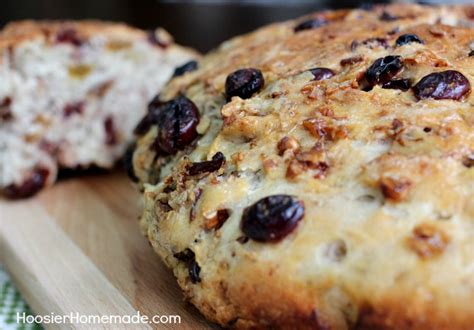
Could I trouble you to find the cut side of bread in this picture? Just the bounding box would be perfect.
[0,20,197,198]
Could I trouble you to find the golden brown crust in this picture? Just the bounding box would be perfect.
[134,4,474,329]
[0,20,177,58]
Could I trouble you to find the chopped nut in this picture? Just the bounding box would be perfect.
[303,118,327,139]
[300,84,315,96]
[262,158,278,173]
[380,177,411,202]
[231,152,245,163]
[462,154,474,168]
[313,162,329,179]
[325,125,348,140]
[391,118,403,132]
[277,136,300,155]
[303,118,348,141]
[204,209,230,230]
[319,107,334,117]
[286,159,305,179]
[429,27,445,37]
[295,150,323,167]
[407,223,449,258]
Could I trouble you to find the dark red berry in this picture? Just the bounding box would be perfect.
[133,113,154,136]
[104,116,117,145]
[123,144,138,183]
[56,29,83,47]
[148,94,163,111]
[133,95,164,136]
[413,70,471,100]
[225,68,264,101]
[174,248,195,262]
[155,96,200,154]
[174,249,201,283]
[187,152,225,176]
[395,34,424,46]
[364,56,403,87]
[309,68,335,81]
[63,101,84,117]
[172,60,198,78]
[294,18,327,32]
[382,78,411,91]
[0,96,13,121]
[3,168,49,199]
[241,195,305,242]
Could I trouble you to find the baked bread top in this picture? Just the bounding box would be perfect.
[133,4,474,329]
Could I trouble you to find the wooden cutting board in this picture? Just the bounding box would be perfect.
[0,170,215,329]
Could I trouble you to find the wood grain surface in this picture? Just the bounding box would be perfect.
[0,171,213,329]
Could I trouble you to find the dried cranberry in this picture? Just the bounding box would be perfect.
[382,78,411,91]
[363,56,403,87]
[309,68,335,81]
[63,101,84,117]
[294,18,327,32]
[104,116,117,145]
[0,96,12,120]
[155,96,200,154]
[174,249,201,283]
[3,168,49,199]
[395,34,424,46]
[123,144,138,183]
[133,95,163,136]
[241,195,304,242]
[148,94,163,110]
[380,11,399,21]
[413,70,471,100]
[174,248,195,261]
[56,29,83,47]
[172,60,198,78]
[225,68,264,101]
[187,152,225,176]
[134,113,154,136]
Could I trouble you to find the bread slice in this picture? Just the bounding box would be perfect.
[0,20,196,198]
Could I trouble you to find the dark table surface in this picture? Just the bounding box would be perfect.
[1,0,390,52]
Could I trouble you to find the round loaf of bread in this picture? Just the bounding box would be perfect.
[133,4,474,329]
